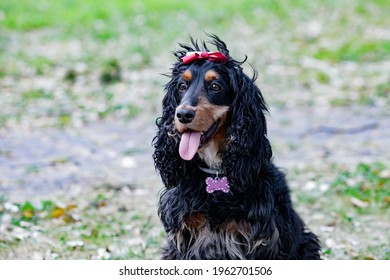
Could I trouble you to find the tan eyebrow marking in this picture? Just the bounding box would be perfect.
[182,70,192,81]
[205,70,220,81]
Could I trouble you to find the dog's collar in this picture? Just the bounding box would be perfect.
[198,166,224,176]
[181,51,228,64]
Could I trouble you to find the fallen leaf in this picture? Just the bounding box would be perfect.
[23,210,34,219]
[50,207,65,218]
[66,204,77,210]
[63,214,77,224]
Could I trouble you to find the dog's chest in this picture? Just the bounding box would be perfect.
[172,212,254,259]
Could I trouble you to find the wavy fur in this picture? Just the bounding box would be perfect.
[153,35,321,259]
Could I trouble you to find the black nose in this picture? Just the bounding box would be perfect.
[176,109,195,124]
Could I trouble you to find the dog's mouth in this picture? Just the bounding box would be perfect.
[178,119,220,161]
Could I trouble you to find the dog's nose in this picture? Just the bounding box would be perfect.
[176,109,195,124]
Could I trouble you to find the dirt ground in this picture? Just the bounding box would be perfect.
[1,105,389,200]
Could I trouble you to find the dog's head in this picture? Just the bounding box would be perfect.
[173,53,235,162]
[153,35,272,191]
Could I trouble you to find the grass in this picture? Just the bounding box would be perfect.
[293,163,390,215]
[0,188,163,259]
[291,162,389,260]
[0,0,389,129]
[331,162,390,213]
[0,0,305,31]
[314,40,390,62]
[1,162,388,259]
[22,89,54,100]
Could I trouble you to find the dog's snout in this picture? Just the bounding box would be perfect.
[176,109,195,124]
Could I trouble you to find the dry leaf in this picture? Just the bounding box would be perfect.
[66,204,77,210]
[23,210,33,219]
[51,207,65,218]
[63,214,77,224]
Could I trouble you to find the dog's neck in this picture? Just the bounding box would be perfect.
[198,138,223,169]
[197,124,227,169]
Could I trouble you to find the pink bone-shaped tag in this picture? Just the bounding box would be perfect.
[205,176,230,194]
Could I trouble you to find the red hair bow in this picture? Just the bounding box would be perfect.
[181,51,228,64]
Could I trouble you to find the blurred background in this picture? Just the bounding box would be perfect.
[0,0,389,259]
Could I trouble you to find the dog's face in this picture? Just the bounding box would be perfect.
[173,62,235,161]
[154,35,272,189]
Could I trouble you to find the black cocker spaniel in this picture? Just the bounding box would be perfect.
[153,35,321,260]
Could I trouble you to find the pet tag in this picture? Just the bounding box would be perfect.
[206,176,230,194]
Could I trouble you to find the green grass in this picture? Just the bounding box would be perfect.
[2,0,388,35]
[314,40,390,62]
[331,162,390,213]
[1,0,389,129]
[0,0,291,31]
[22,89,53,101]
[376,82,390,98]
[0,188,162,259]
[2,162,389,259]
[291,162,389,259]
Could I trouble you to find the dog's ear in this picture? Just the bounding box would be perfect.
[153,67,182,188]
[153,64,199,188]
[222,66,272,192]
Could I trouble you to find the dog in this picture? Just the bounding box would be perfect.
[153,35,321,259]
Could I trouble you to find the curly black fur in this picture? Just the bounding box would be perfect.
[153,34,321,259]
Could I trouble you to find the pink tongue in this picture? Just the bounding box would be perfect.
[179,131,201,160]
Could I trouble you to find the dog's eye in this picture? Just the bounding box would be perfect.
[210,83,221,92]
[178,82,187,92]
